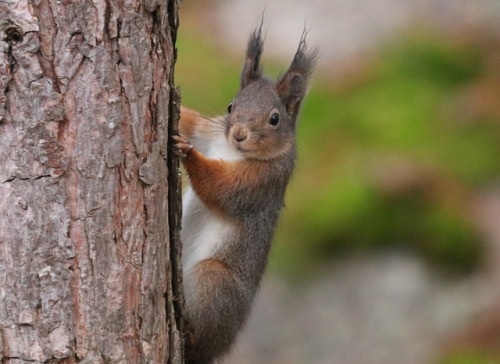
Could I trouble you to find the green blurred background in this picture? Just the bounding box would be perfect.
[176,1,500,363]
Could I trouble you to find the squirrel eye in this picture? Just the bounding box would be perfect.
[269,113,280,126]
[227,103,233,114]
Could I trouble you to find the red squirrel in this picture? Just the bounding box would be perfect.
[174,24,317,363]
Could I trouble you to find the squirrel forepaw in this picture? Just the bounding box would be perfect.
[173,134,194,158]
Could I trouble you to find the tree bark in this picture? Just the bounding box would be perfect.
[0,0,183,363]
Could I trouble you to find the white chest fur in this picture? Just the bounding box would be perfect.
[181,187,237,274]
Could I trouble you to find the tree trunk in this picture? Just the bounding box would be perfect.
[0,0,183,362]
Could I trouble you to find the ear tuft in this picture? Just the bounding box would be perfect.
[277,29,318,119]
[240,19,264,89]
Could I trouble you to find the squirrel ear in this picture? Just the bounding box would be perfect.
[240,23,264,89]
[276,72,306,119]
[277,32,317,120]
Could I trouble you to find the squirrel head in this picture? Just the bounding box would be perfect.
[225,24,317,161]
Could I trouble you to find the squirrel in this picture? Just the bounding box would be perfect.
[173,24,317,364]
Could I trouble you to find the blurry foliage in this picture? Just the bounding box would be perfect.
[175,27,241,114]
[440,350,500,364]
[176,24,500,278]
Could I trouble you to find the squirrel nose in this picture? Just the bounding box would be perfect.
[233,128,248,143]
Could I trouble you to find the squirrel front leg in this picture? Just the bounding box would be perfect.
[173,134,227,212]
[173,134,265,215]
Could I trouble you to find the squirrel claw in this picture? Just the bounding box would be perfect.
[173,134,193,158]
[174,150,188,158]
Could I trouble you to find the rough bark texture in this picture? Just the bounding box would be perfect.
[0,0,183,362]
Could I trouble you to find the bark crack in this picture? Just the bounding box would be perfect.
[0,357,37,362]
[1,174,51,183]
[6,41,17,75]
[103,0,111,40]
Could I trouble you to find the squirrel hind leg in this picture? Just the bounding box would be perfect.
[184,258,251,363]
